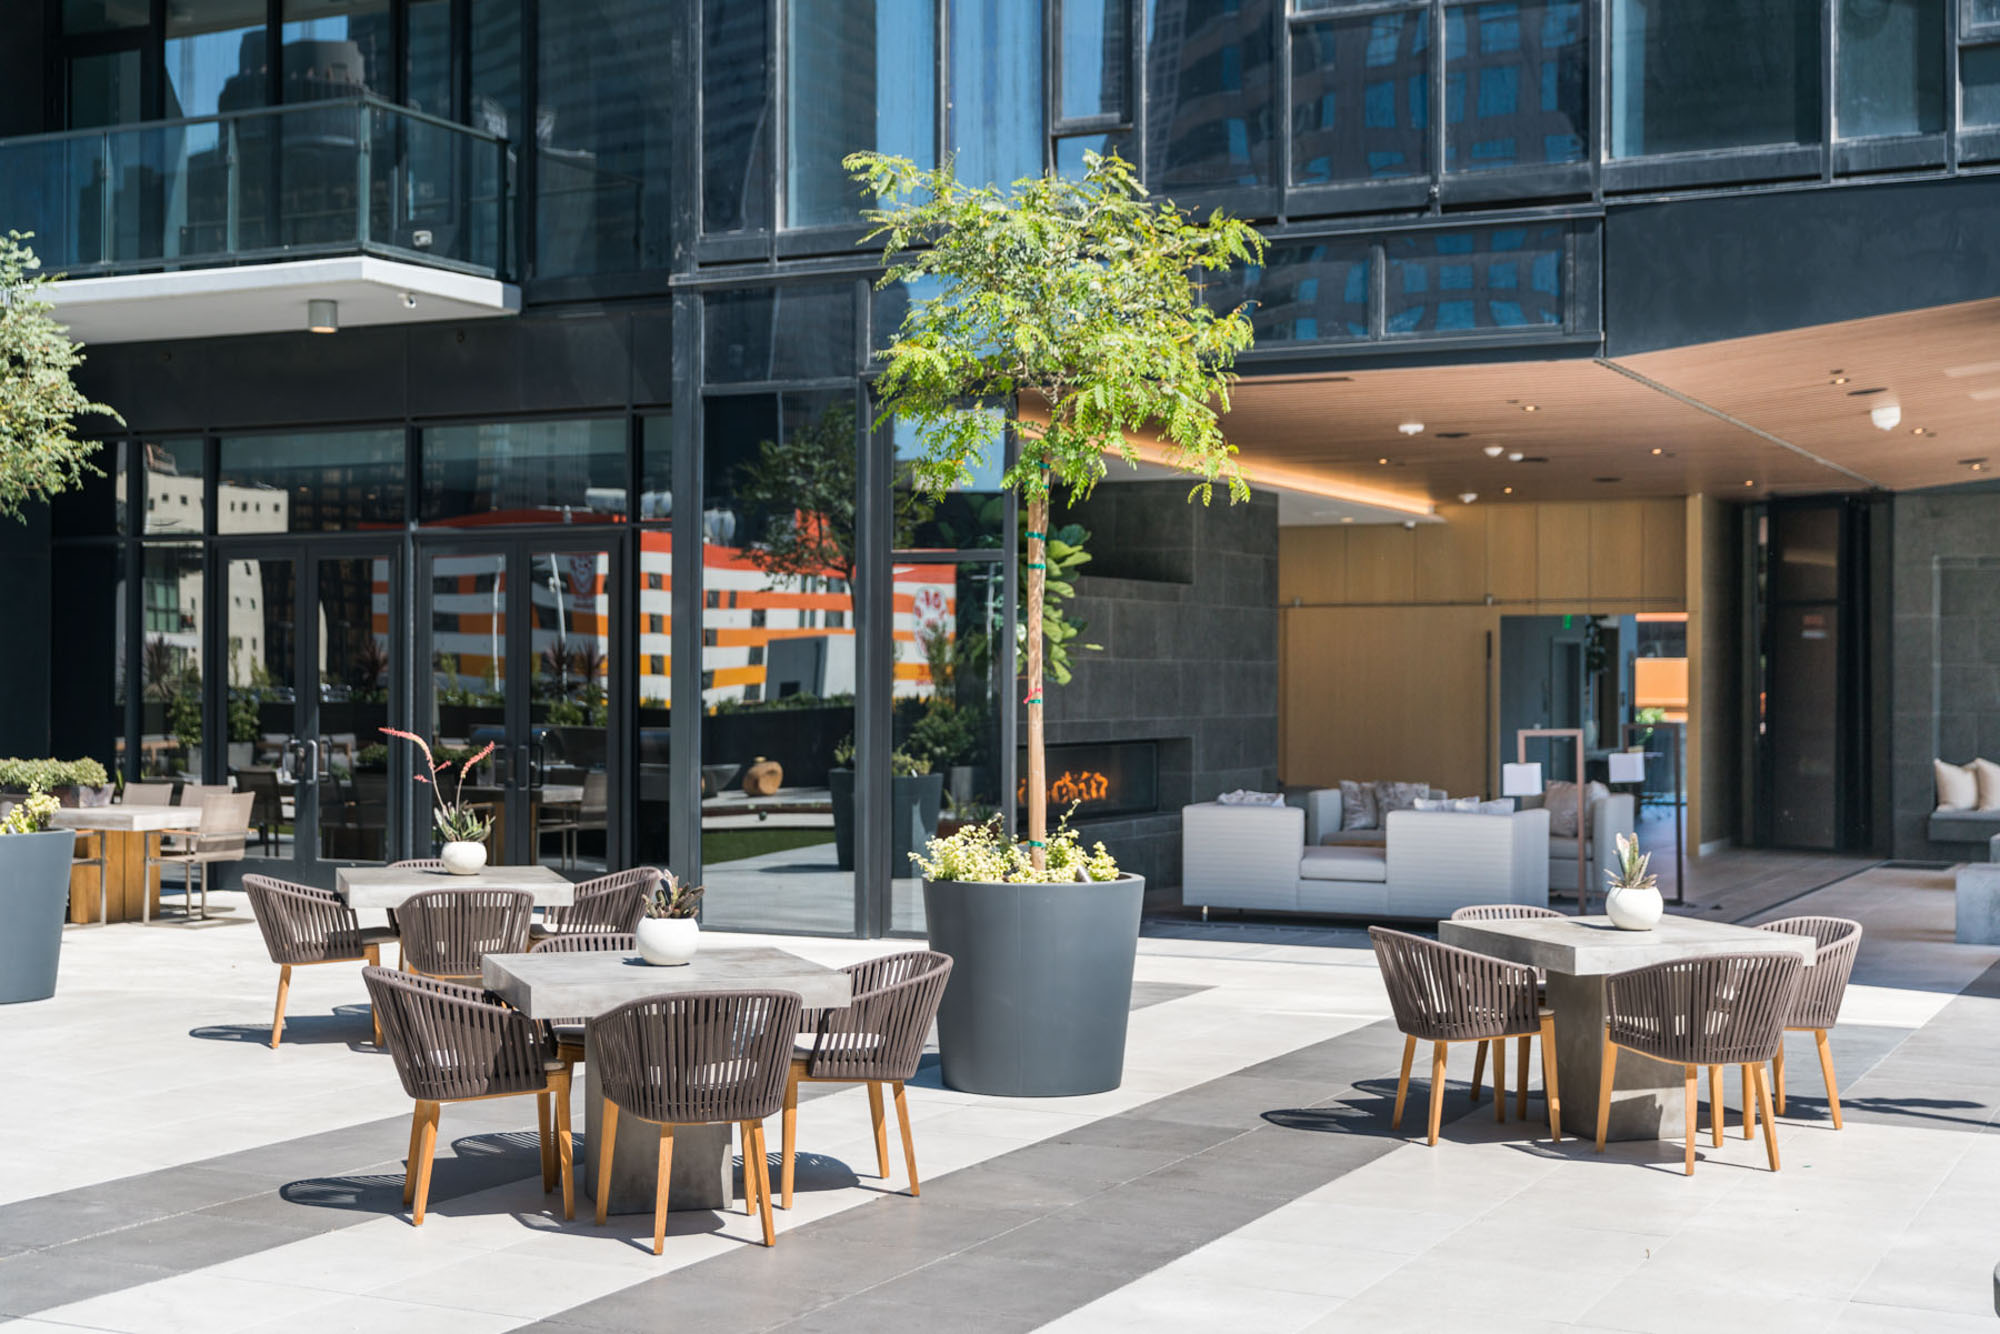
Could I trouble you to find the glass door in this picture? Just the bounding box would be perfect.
[226,542,401,886]
[417,539,617,876]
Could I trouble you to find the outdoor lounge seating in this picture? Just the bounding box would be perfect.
[781,949,952,1208]
[243,874,397,1047]
[395,888,535,980]
[145,790,254,920]
[1596,951,1804,1175]
[1449,904,1561,1112]
[362,966,574,1226]
[590,989,801,1255]
[1759,915,1863,1128]
[1369,927,1560,1146]
[535,865,657,938]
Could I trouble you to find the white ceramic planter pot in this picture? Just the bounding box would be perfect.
[636,916,700,966]
[1605,885,1664,931]
[440,841,487,876]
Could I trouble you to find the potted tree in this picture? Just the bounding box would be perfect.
[0,789,84,1003]
[849,149,1260,1095]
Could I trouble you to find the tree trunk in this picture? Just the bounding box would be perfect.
[1025,490,1048,871]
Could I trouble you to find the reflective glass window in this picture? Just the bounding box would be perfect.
[1290,9,1431,186]
[703,0,773,234]
[636,415,676,865]
[52,439,124,537]
[1385,224,1563,334]
[536,0,675,276]
[470,0,521,143]
[281,0,391,101]
[62,0,149,33]
[1060,0,1129,121]
[165,0,270,119]
[1608,0,1820,158]
[68,50,144,129]
[951,0,1043,188]
[1974,0,2000,31]
[405,0,454,118]
[1054,130,1138,177]
[1208,240,1372,343]
[705,284,856,384]
[140,544,204,779]
[143,438,207,536]
[219,430,406,532]
[1445,1,1588,173]
[1835,0,1944,139]
[639,411,674,521]
[420,420,628,524]
[785,0,937,229]
[1145,0,1277,192]
[894,412,1005,550]
[1963,45,2000,127]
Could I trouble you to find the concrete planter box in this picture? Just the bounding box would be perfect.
[0,830,82,1004]
[921,873,1145,1096]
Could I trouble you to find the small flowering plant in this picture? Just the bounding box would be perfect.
[380,728,495,845]
[0,786,59,835]
[644,869,705,919]
[911,814,1120,885]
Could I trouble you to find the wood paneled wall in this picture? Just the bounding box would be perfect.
[1278,499,1694,809]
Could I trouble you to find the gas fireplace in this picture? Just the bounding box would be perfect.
[1017,741,1160,822]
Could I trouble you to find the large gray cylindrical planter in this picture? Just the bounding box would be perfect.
[923,874,1145,1096]
[0,830,83,1004]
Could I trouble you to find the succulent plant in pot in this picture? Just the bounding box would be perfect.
[1604,831,1663,931]
[636,870,705,966]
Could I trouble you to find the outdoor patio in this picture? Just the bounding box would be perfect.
[3,861,1996,1333]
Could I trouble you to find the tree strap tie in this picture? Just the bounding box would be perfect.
[1027,840,1047,848]
[1026,562,1045,570]
[1025,530,1046,540]
[1023,695,1042,705]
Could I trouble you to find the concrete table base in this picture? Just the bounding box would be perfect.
[581,1060,735,1215]
[1955,863,2000,945]
[1546,972,1690,1141]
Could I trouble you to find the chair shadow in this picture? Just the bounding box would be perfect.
[1263,1074,1499,1140]
[280,1130,554,1216]
[189,1003,383,1050]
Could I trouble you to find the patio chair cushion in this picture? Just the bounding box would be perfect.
[1300,845,1388,883]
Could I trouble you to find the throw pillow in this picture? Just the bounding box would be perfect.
[1413,796,1480,812]
[1544,781,1581,837]
[1217,789,1285,807]
[1339,779,1379,830]
[1478,798,1517,815]
[1975,759,2000,813]
[1937,758,1978,812]
[1373,780,1429,818]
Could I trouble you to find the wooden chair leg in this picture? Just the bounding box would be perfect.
[1538,1015,1561,1142]
[1426,1042,1447,1146]
[1682,1066,1698,1176]
[1741,1065,1755,1140]
[1774,1040,1788,1115]
[1470,1039,1487,1104]
[893,1081,919,1197]
[1391,1034,1415,1130]
[1813,1030,1841,1130]
[537,1091,555,1193]
[751,1121,776,1246]
[270,965,292,1049]
[866,1081,890,1179]
[1595,1039,1618,1152]
[403,1102,426,1205]
[1494,1038,1507,1124]
[362,947,383,1047]
[1515,1034,1530,1121]
[652,1123,674,1256]
[1708,1065,1724,1148]
[740,1122,757,1217]
[551,1068,574,1221]
[411,1102,441,1225]
[595,1098,620,1226]
[781,1062,800,1209]
[1752,1062,1781,1171]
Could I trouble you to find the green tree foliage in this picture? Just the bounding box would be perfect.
[0,232,120,520]
[848,149,1261,866]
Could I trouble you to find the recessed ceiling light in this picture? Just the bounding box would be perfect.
[1398,422,1425,436]
[1340,515,1355,523]
[1507,451,1525,462]
[1870,402,1903,431]
[1744,480,1756,487]
[1378,457,1389,465]
[1650,447,1663,455]
[1484,445,1506,458]
[1459,492,1478,504]
[1830,376,1848,385]
[1503,486,1514,494]
[1521,404,1538,413]
[1911,426,1928,436]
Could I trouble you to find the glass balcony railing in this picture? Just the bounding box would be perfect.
[0,97,511,280]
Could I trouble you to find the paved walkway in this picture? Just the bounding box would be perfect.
[2,864,1995,1332]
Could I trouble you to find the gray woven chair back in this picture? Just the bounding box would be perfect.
[397,888,535,977]
[1758,916,1861,1030]
[591,989,802,1125]
[543,867,657,934]
[1604,951,1804,1066]
[1368,927,1539,1042]
[389,858,446,871]
[243,874,369,965]
[530,931,636,954]
[1448,904,1564,922]
[802,950,952,1082]
[362,966,555,1102]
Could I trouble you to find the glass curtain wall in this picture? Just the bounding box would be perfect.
[950,0,1043,188]
[784,0,937,229]
[1145,0,1277,194]
[1608,0,1820,157]
[703,0,772,235]
[1835,0,1945,139]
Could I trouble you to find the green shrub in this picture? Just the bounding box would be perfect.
[0,757,109,791]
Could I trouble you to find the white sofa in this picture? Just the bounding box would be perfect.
[1182,802,1552,920]
[1285,786,1444,847]
[1519,789,1637,898]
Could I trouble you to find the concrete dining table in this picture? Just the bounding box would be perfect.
[50,804,196,923]
[333,861,577,911]
[482,945,852,1215]
[1437,914,1816,1141]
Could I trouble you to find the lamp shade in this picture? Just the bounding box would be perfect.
[1501,762,1543,798]
[1608,751,1646,784]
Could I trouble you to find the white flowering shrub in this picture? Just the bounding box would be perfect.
[911,817,1122,884]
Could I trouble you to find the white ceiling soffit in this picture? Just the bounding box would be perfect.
[1099,455,1438,526]
[47,256,520,345]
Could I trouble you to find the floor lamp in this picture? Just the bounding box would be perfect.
[1512,728,1588,914]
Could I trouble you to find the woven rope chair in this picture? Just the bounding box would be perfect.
[1448,905,1562,1113]
[536,866,657,938]
[589,989,802,1255]
[395,888,534,980]
[780,950,951,1209]
[362,967,573,1225]
[243,874,397,1047]
[1369,927,1559,1146]
[529,931,637,1063]
[388,858,446,870]
[1759,916,1862,1129]
[1597,951,1804,1175]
